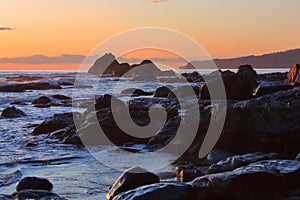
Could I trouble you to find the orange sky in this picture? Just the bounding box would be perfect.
[1,0,300,70]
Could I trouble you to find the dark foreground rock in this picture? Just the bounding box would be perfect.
[200,65,258,100]
[0,81,62,92]
[12,190,65,200]
[16,177,53,191]
[254,81,294,97]
[114,160,300,200]
[107,167,159,200]
[191,87,300,158]
[1,106,26,118]
[207,152,279,174]
[30,112,74,135]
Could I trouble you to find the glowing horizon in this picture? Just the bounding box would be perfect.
[1,0,300,70]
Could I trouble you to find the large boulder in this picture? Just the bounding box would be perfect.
[12,190,65,200]
[113,183,194,200]
[30,113,74,135]
[16,177,53,191]
[1,106,26,118]
[153,85,174,98]
[207,152,279,174]
[0,81,61,92]
[191,87,300,158]
[107,167,159,200]
[254,82,294,97]
[114,160,300,200]
[287,64,300,84]
[200,66,257,100]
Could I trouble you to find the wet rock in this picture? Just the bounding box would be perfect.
[30,113,74,135]
[0,81,62,92]
[288,64,300,84]
[113,183,194,200]
[10,99,27,105]
[12,190,65,200]
[1,106,26,118]
[32,96,52,105]
[154,85,174,98]
[254,81,294,97]
[190,87,300,158]
[207,152,279,174]
[121,88,153,96]
[51,94,71,100]
[206,149,234,163]
[257,72,288,82]
[94,94,125,111]
[167,85,200,98]
[107,167,159,200]
[175,164,204,182]
[192,159,300,200]
[16,177,53,191]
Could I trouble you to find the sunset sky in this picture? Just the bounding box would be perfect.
[1,0,300,70]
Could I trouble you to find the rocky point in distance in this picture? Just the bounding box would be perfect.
[88,53,176,79]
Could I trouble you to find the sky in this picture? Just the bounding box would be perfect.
[0,0,300,70]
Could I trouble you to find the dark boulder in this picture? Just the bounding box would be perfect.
[12,190,65,200]
[207,152,279,174]
[32,96,52,105]
[107,167,159,200]
[167,85,200,98]
[287,64,300,84]
[94,94,126,111]
[254,82,294,97]
[113,183,195,200]
[30,113,74,135]
[1,106,26,118]
[16,177,53,191]
[51,94,71,100]
[154,85,174,98]
[0,81,61,92]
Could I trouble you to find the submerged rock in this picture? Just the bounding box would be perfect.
[1,106,26,118]
[107,167,159,200]
[16,177,53,191]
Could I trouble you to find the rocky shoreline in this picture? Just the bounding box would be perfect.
[1,64,300,199]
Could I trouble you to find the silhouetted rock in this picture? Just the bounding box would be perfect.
[113,183,194,200]
[1,106,26,118]
[12,190,65,200]
[0,81,61,92]
[207,152,279,174]
[107,167,159,200]
[51,94,71,100]
[254,82,294,97]
[16,177,53,191]
[154,85,175,98]
[30,113,74,135]
[88,53,175,78]
[200,66,257,100]
[287,64,300,84]
[181,71,203,82]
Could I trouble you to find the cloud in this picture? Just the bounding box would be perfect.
[0,54,87,64]
[151,0,167,3]
[117,57,185,63]
[0,27,13,31]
